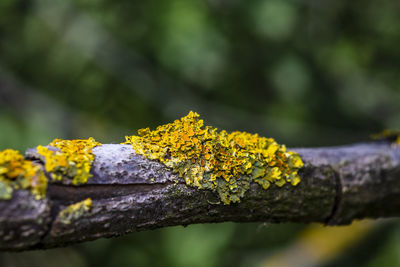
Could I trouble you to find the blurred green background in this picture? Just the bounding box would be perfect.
[1,0,400,266]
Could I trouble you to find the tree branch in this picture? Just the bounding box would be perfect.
[1,142,400,251]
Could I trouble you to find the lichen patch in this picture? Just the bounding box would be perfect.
[123,111,303,204]
[37,137,101,185]
[58,198,92,224]
[0,149,47,200]
[371,129,400,145]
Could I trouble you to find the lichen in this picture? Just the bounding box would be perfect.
[123,111,303,204]
[58,198,92,224]
[37,137,101,185]
[0,149,47,200]
[371,129,400,145]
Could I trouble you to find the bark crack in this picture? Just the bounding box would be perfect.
[47,181,181,202]
[325,168,342,225]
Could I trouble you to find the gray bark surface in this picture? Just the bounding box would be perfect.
[1,142,399,251]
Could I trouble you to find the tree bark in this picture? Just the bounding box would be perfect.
[1,142,400,251]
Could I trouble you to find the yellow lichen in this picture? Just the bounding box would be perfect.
[37,137,101,185]
[123,111,303,204]
[58,198,92,224]
[371,129,400,145]
[0,149,47,200]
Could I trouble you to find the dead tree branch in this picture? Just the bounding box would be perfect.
[1,142,400,251]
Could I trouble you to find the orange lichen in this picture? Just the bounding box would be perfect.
[0,149,47,200]
[123,111,303,204]
[37,137,101,185]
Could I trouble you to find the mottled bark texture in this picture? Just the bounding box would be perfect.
[1,142,400,251]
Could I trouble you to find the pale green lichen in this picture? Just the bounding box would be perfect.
[123,111,304,204]
[37,138,101,185]
[0,149,47,200]
[58,198,92,224]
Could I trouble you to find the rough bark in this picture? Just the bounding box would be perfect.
[1,142,399,251]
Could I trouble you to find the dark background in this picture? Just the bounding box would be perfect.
[1,0,400,266]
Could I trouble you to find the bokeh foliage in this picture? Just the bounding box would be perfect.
[1,0,400,266]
